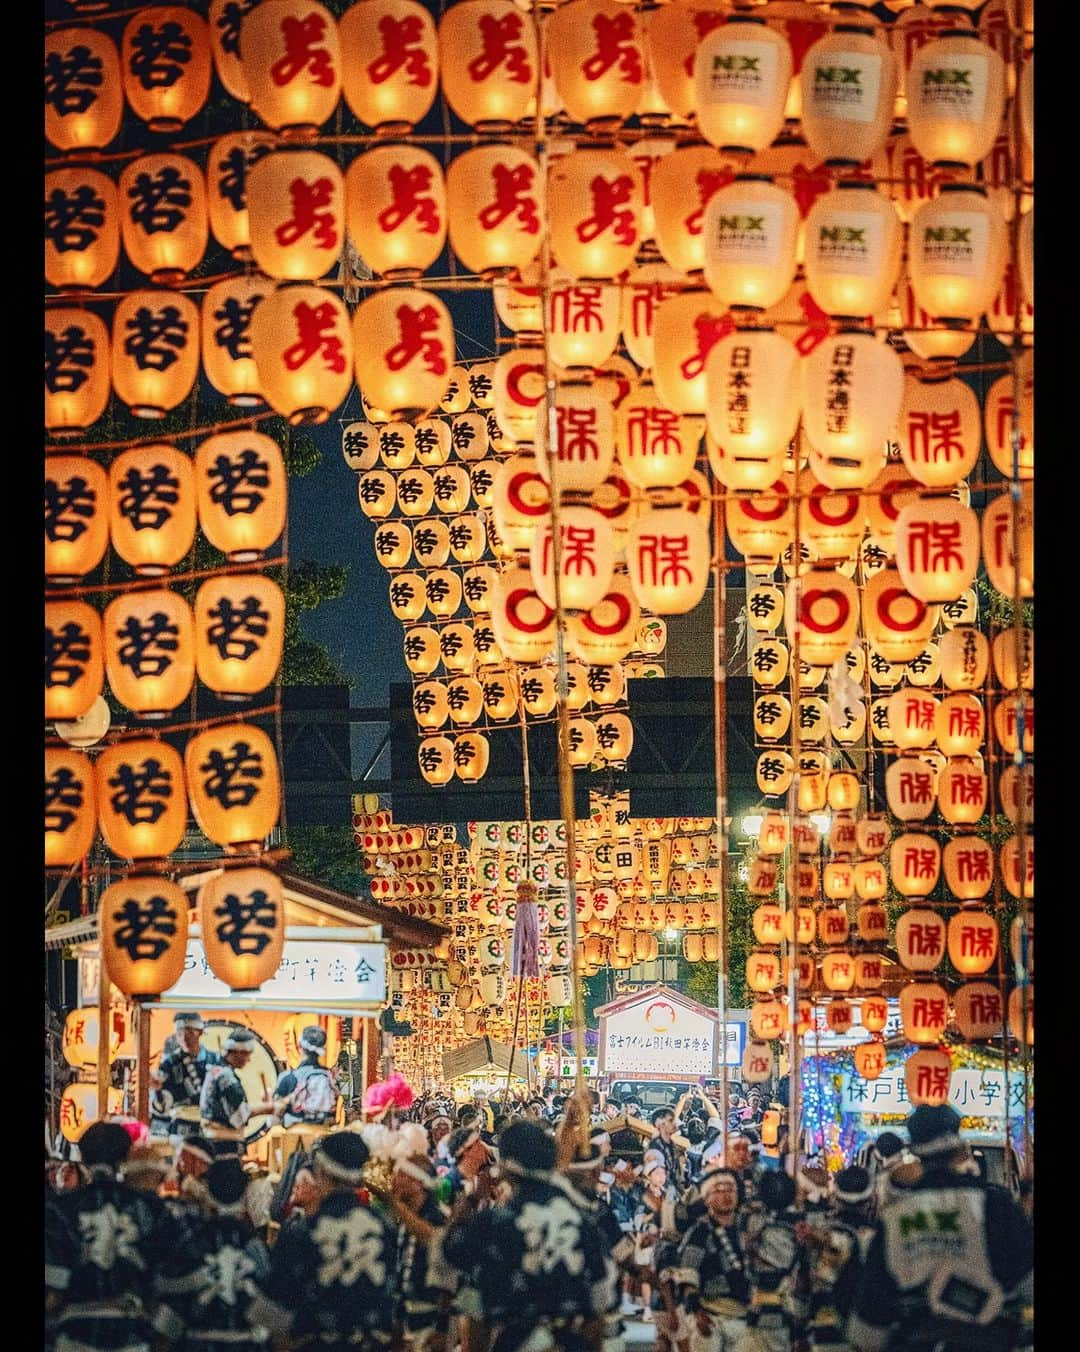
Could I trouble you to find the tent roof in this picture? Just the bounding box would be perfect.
[441,1037,531,1082]
[593,982,719,1024]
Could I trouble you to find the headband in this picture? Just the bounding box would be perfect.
[314,1153,367,1186]
[835,1178,875,1205]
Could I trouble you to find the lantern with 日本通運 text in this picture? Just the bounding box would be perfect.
[942,836,994,901]
[537,384,614,494]
[104,589,194,719]
[45,748,97,867]
[905,1046,953,1105]
[547,274,620,371]
[122,7,211,131]
[195,575,285,700]
[901,980,950,1045]
[45,169,120,293]
[804,183,902,320]
[111,290,200,419]
[863,569,937,663]
[570,576,641,665]
[906,29,1005,169]
[651,147,732,277]
[439,0,537,130]
[801,331,903,476]
[248,151,343,281]
[885,755,936,822]
[45,27,124,152]
[705,328,801,463]
[783,568,860,668]
[547,0,645,129]
[891,833,941,899]
[118,154,208,285]
[195,432,286,561]
[185,722,281,850]
[954,981,1004,1041]
[206,133,275,259]
[937,759,988,824]
[695,15,792,153]
[201,276,272,407]
[200,867,285,991]
[353,289,453,420]
[896,906,947,973]
[95,739,187,861]
[46,308,111,437]
[853,1039,887,1080]
[615,382,701,489]
[702,177,799,313]
[251,284,352,424]
[981,484,1034,600]
[347,147,447,280]
[491,568,556,663]
[529,509,614,612]
[100,875,189,996]
[339,0,438,132]
[446,146,542,278]
[626,508,710,615]
[898,374,981,488]
[241,0,341,135]
[108,445,196,577]
[948,908,999,976]
[45,456,109,584]
[45,600,102,723]
[548,148,642,281]
[909,186,1007,328]
[800,20,897,166]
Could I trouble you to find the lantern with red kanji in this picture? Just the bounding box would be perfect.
[491,567,556,663]
[200,867,285,991]
[896,906,947,972]
[45,169,120,293]
[353,288,453,419]
[750,996,786,1041]
[626,508,710,615]
[547,274,621,370]
[45,748,96,866]
[645,0,728,123]
[901,980,950,1044]
[948,909,999,977]
[570,576,641,666]
[652,291,732,415]
[241,0,342,134]
[906,30,1005,169]
[536,384,614,494]
[898,374,981,488]
[493,349,545,446]
[752,902,785,946]
[821,950,856,994]
[194,432,286,561]
[46,308,111,436]
[804,183,902,320]
[825,998,854,1035]
[984,359,1034,481]
[863,569,938,663]
[746,949,782,995]
[45,28,123,151]
[119,154,208,285]
[616,382,702,489]
[885,755,935,822]
[439,0,537,130]
[45,600,102,723]
[909,186,1007,325]
[854,954,885,992]
[823,860,855,903]
[782,906,816,947]
[111,290,200,419]
[695,15,792,153]
[954,981,1004,1041]
[250,284,351,424]
[339,0,438,132]
[702,177,799,312]
[981,484,1034,600]
[108,445,196,576]
[100,875,189,996]
[742,1039,774,1084]
[705,328,801,466]
[905,1046,953,1104]
[58,1083,125,1143]
[651,146,731,276]
[547,0,644,128]
[206,133,275,259]
[942,836,994,901]
[185,722,281,850]
[248,151,344,281]
[854,1039,887,1080]
[937,759,988,825]
[860,994,889,1034]
[104,589,194,719]
[802,331,903,467]
[799,21,897,166]
[446,146,542,277]
[195,575,285,700]
[96,739,187,861]
[548,148,642,281]
[347,147,447,280]
[45,457,109,584]
[890,833,941,898]
[783,568,859,668]
[886,690,939,752]
[122,7,211,131]
[529,508,615,612]
[200,276,271,408]
[1008,986,1033,1045]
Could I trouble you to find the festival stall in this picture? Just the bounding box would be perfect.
[441,1036,532,1103]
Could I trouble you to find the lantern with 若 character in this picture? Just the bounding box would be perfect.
[753,693,791,743]
[863,569,937,663]
[937,759,987,825]
[208,0,257,103]
[749,637,790,691]
[241,0,342,134]
[353,289,453,419]
[547,274,621,370]
[757,751,793,797]
[339,0,438,132]
[695,15,792,153]
[413,680,449,730]
[185,722,281,850]
[96,739,187,861]
[898,374,981,488]
[981,484,1034,600]
[445,676,483,727]
[901,981,950,1044]
[896,906,947,972]
[104,589,194,719]
[783,569,860,668]
[948,909,998,977]
[885,755,936,821]
[626,508,710,615]
[108,445,196,577]
[251,284,352,424]
[909,186,1007,325]
[703,177,798,313]
[804,183,902,320]
[802,331,903,467]
[452,731,489,782]
[616,383,702,489]
[45,27,123,152]
[439,0,537,130]
[100,875,188,996]
[111,290,200,420]
[45,748,97,867]
[248,151,343,281]
[45,600,103,723]
[201,276,272,408]
[195,575,285,700]
[705,328,801,462]
[650,146,731,277]
[566,718,598,768]
[389,573,427,624]
[206,133,275,259]
[199,867,284,990]
[45,456,109,584]
[548,149,642,281]
[45,169,120,293]
[906,30,1005,169]
[853,1039,887,1080]
[119,154,208,286]
[537,385,614,494]
[194,432,286,562]
[347,147,447,280]
[371,520,411,571]
[547,0,644,128]
[426,568,463,618]
[429,464,471,515]
[954,981,1004,1041]
[46,308,111,437]
[122,7,211,132]
[799,21,897,166]
[446,146,542,277]
[891,832,941,898]
[593,714,634,762]
[418,735,454,784]
[357,471,396,522]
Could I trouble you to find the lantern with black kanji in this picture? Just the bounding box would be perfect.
[119,154,208,286]
[195,431,286,561]
[346,146,447,280]
[206,133,275,259]
[702,176,798,313]
[45,169,120,293]
[96,739,187,861]
[185,722,281,850]
[250,284,352,424]
[201,276,271,407]
[45,748,96,866]
[547,0,644,128]
[100,875,189,996]
[339,0,438,132]
[45,308,111,436]
[418,735,454,785]
[122,6,211,131]
[909,186,1007,325]
[800,20,897,166]
[241,0,341,134]
[208,0,257,102]
[804,183,902,321]
[863,569,938,663]
[801,331,903,466]
[438,0,537,130]
[111,290,200,419]
[906,30,1005,169]
[45,600,102,723]
[454,731,490,781]
[195,575,285,700]
[705,328,801,463]
[954,981,1004,1041]
[199,867,284,991]
[45,456,109,584]
[104,589,194,719]
[353,288,453,419]
[248,151,344,281]
[45,27,123,152]
[109,444,196,576]
[695,15,792,153]
[548,148,642,281]
[853,1039,887,1080]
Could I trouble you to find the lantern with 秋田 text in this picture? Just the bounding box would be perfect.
[96,739,187,861]
[100,875,189,996]
[185,722,281,850]
[251,284,352,424]
[122,7,211,132]
[200,867,285,991]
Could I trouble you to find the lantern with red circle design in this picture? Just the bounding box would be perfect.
[339,0,438,133]
[347,147,447,280]
[353,289,453,419]
[491,567,556,663]
[45,28,123,151]
[783,569,859,668]
[45,457,109,584]
[954,981,1004,1041]
[439,0,537,130]
[251,284,352,424]
[122,7,211,131]
[695,15,792,153]
[46,308,111,437]
[96,739,187,861]
[548,0,645,129]
[100,876,189,997]
[200,867,285,991]
[569,577,641,666]
[863,569,938,663]
[195,432,287,561]
[45,749,97,867]
[241,0,342,135]
[45,169,120,293]
[548,148,642,281]
[493,349,545,446]
[185,722,281,850]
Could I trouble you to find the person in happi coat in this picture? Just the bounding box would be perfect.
[246,1131,400,1352]
[801,1166,878,1352]
[157,1014,221,1141]
[667,1167,751,1352]
[198,1028,275,1156]
[561,1133,636,1352]
[270,1027,341,1129]
[438,1120,616,1352]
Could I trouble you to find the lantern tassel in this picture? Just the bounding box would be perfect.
[510,879,540,979]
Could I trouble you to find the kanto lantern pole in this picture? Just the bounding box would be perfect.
[786,493,803,1180]
[711,488,731,1140]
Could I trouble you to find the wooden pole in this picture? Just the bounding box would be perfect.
[711,488,731,1140]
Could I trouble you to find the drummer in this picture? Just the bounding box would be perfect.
[199,1027,277,1157]
[157,1012,221,1140]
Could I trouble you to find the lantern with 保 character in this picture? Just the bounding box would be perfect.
[347,147,447,280]
[821,951,856,993]
[801,331,903,467]
[122,7,211,132]
[1008,986,1033,1044]
[783,569,859,668]
[750,996,787,1042]
[547,0,645,129]
[891,833,941,899]
[104,590,194,719]
[937,760,987,825]
[200,867,285,991]
[45,27,123,152]
[742,1040,774,1085]
[46,308,111,437]
[942,836,994,901]
[537,385,614,494]
[529,509,614,613]
[904,1047,953,1108]
[241,0,341,135]
[108,445,196,577]
[818,905,850,947]
[185,722,281,850]
[823,861,855,902]
[626,509,710,615]
[547,274,621,371]
[984,359,1034,481]
[547,148,642,281]
[353,289,453,420]
[201,276,272,407]
[981,484,1034,600]
[446,146,542,278]
[948,909,999,977]
[703,177,799,312]
[45,601,102,723]
[194,432,286,562]
[195,575,285,700]
[906,30,1005,169]
[45,169,120,293]
[616,383,702,489]
[804,183,902,320]
[895,907,947,972]
[860,994,889,1034]
[863,570,937,664]
[999,834,1034,902]
[909,186,1007,325]
[898,374,981,488]
[111,290,200,419]
[206,133,275,260]
[901,981,950,1045]
[251,283,352,424]
[119,154,208,286]
[954,981,1004,1041]
[825,999,854,1035]
[885,756,936,822]
[695,15,792,153]
[886,690,939,752]
[45,749,97,867]
[746,950,781,995]
[800,21,897,166]
[339,0,438,133]
[651,146,732,276]
[894,498,980,604]
[100,875,188,995]
[438,0,537,130]
[753,903,785,946]
[45,457,109,584]
[992,693,1034,758]
[58,1083,124,1144]
[999,765,1034,827]
[853,1039,887,1080]
[854,954,884,991]
[782,907,816,948]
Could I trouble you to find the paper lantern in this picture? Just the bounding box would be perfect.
[741,1039,774,1085]
[45,168,120,293]
[104,589,194,718]
[548,148,642,281]
[650,147,731,276]
[193,431,286,564]
[250,283,351,423]
[896,907,947,973]
[726,477,795,567]
[906,30,1005,168]
[942,836,994,902]
[206,133,275,259]
[801,331,903,466]
[885,689,938,752]
[61,1006,128,1070]
[695,15,792,153]
[118,154,208,286]
[200,276,273,408]
[748,855,780,898]
[569,576,641,666]
[593,713,633,762]
[936,627,986,695]
[439,0,537,129]
[746,949,781,995]
[804,183,902,324]
[98,875,188,1000]
[418,735,455,784]
[536,385,615,494]
[783,568,859,667]
[615,383,701,489]
[829,812,859,858]
[528,508,614,613]
[443,676,482,727]
[817,904,850,947]
[247,151,343,281]
[444,147,542,279]
[981,484,1034,599]
[800,22,897,166]
[547,0,644,128]
[45,748,97,867]
[44,456,109,584]
[493,349,545,448]
[45,28,123,151]
[702,177,799,313]
[645,0,728,123]
[757,750,794,796]
[547,275,621,370]
[122,7,211,131]
[200,867,284,991]
[338,0,437,131]
[953,981,1003,1041]
[909,186,1007,325]
[625,508,710,615]
[1000,833,1034,901]
[853,1039,887,1080]
[824,998,854,1035]
[411,519,452,568]
[947,909,998,977]
[111,290,200,419]
[653,291,732,415]
[860,994,889,1034]
[45,307,110,436]
[346,146,447,279]
[900,984,950,1047]
[107,445,195,577]
[565,718,597,768]
[619,264,682,371]
[207,0,257,103]
[185,722,281,849]
[884,754,934,822]
[782,906,816,947]
[1008,985,1033,1045]
[819,950,854,993]
[241,0,341,134]
[412,680,449,731]
[750,996,786,1041]
[823,861,855,903]
[491,569,555,663]
[897,374,981,488]
[993,629,1034,694]
[854,954,885,992]
[45,599,103,723]
[891,833,941,899]
[751,903,784,948]
[441,622,478,673]
[937,759,987,825]
[704,329,801,467]
[195,575,285,700]
[933,693,983,757]
[353,289,453,419]
[753,692,791,743]
[96,739,186,861]
[863,569,937,663]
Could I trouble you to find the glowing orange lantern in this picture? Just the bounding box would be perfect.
[702,177,798,313]
[339,0,438,132]
[752,902,785,946]
[615,382,701,489]
[200,276,271,407]
[493,349,545,446]
[645,0,728,123]
[750,996,786,1041]
[58,1083,124,1143]
[934,693,984,757]
[45,307,111,436]
[96,739,187,861]
[449,145,543,279]
[905,1049,956,1111]
[44,456,109,584]
[570,576,641,665]
[900,981,950,1045]
[653,291,733,415]
[626,508,710,615]
[45,169,120,293]
[802,331,903,466]
[491,567,556,663]
[529,508,615,613]
[981,484,1034,600]
[439,0,537,129]
[1008,985,1032,1045]
[942,836,994,901]
[206,133,275,259]
[195,432,286,561]
[821,951,856,993]
[953,981,1003,1041]
[547,274,621,370]
[353,288,453,419]
[112,290,200,419]
[45,600,102,723]
[742,1039,774,1084]
[861,994,889,1033]
[548,148,642,281]
[195,575,285,700]
[419,736,454,785]
[984,360,1034,481]
[241,0,342,134]
[99,875,188,996]
[947,909,998,976]
[346,146,446,280]
[854,954,884,991]
[825,999,854,1034]
[909,186,1007,325]
[200,867,285,991]
[885,755,936,822]
[250,283,351,423]
[705,328,800,464]
[746,949,781,994]
[804,183,901,321]
[784,568,859,668]
[887,690,940,751]
[118,154,208,285]
[108,445,196,576]
[122,7,211,131]
[854,1039,887,1079]
[863,569,937,663]
[891,833,941,898]
[45,28,123,151]
[782,906,816,947]
[896,906,947,972]
[823,861,855,902]
[800,21,897,166]
[537,385,614,494]
[186,722,280,850]
[992,627,1034,692]
[695,15,792,153]
[817,904,849,947]
[104,589,194,718]
[208,0,257,103]
[937,760,987,825]
[248,151,344,281]
[898,374,981,488]
[548,0,644,128]
[45,748,97,867]
[650,146,731,277]
[906,30,1005,168]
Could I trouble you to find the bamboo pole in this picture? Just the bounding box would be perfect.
[711,488,731,1142]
